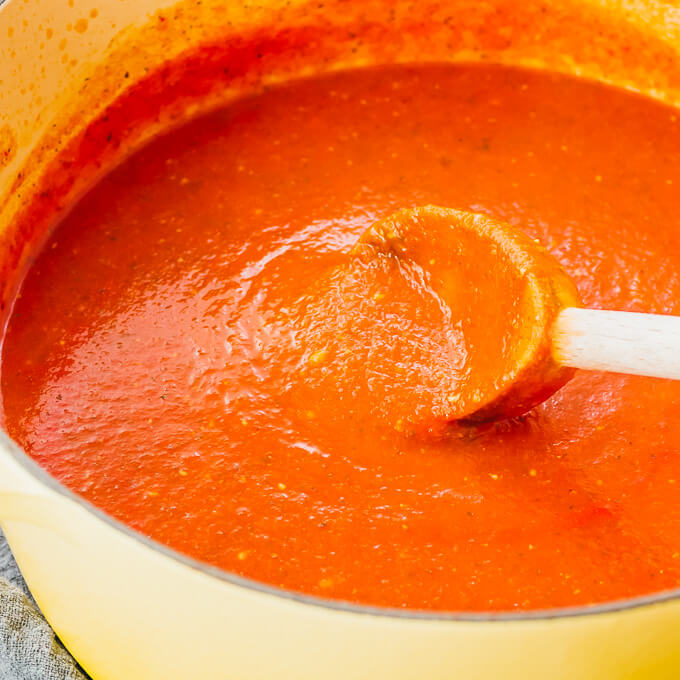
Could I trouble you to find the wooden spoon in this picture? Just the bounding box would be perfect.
[353,205,680,423]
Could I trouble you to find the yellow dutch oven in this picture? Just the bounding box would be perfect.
[1,0,680,678]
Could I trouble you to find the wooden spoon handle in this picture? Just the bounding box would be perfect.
[552,307,680,379]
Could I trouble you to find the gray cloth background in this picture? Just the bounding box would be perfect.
[0,529,86,680]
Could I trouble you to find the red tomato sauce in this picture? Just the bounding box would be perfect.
[3,63,680,612]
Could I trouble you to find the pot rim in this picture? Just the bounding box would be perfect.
[2,428,679,622]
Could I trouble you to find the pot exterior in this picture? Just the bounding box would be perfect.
[2,0,680,678]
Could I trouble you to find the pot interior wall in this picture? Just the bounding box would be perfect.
[2,0,680,325]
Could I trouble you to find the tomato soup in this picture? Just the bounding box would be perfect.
[3,63,680,612]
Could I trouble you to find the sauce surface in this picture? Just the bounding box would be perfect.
[4,63,680,612]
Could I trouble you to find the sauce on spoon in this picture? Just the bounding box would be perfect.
[352,205,581,423]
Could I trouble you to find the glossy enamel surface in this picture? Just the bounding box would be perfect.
[2,1,680,678]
